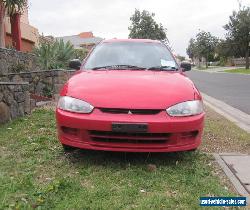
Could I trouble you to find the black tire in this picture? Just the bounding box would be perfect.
[62,144,76,152]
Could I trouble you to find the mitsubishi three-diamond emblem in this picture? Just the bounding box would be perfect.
[128,110,132,115]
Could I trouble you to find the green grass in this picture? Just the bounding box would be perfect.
[0,109,237,209]
[224,68,250,74]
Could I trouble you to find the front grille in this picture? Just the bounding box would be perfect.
[88,130,171,145]
[99,108,161,115]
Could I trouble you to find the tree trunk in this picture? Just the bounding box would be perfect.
[197,57,201,68]
[246,47,249,69]
[10,13,21,51]
[0,3,5,48]
[205,55,208,68]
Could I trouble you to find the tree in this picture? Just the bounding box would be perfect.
[195,31,218,68]
[0,0,27,49]
[186,38,198,61]
[128,9,168,43]
[224,7,250,69]
[215,38,241,65]
[186,31,218,68]
[34,39,75,70]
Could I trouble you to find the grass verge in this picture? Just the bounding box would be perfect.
[201,107,250,154]
[224,68,250,74]
[0,107,248,209]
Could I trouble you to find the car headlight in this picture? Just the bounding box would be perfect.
[57,96,94,113]
[166,100,203,117]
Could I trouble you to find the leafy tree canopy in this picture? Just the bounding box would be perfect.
[186,38,197,60]
[186,31,218,67]
[216,38,243,59]
[195,31,218,60]
[224,6,250,69]
[1,0,27,15]
[128,9,168,43]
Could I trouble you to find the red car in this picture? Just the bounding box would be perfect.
[56,39,205,152]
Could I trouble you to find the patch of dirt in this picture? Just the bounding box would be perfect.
[32,101,56,112]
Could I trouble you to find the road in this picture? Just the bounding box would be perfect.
[186,70,250,115]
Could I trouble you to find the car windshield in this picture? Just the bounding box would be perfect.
[84,41,178,70]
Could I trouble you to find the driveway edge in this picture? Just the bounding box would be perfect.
[213,154,250,205]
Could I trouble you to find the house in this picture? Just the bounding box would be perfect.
[57,32,103,51]
[4,4,39,52]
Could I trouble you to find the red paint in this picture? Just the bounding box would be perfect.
[56,39,205,152]
[10,13,21,51]
[56,108,204,152]
[62,71,196,109]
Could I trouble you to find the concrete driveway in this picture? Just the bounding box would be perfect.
[186,70,250,114]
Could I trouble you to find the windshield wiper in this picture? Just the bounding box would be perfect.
[91,65,146,70]
[147,66,178,71]
[91,65,112,70]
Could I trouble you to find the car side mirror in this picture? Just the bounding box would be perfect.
[180,62,191,71]
[69,59,81,70]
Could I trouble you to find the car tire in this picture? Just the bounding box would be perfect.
[62,144,76,152]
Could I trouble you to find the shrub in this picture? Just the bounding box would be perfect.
[34,39,74,70]
[73,48,88,60]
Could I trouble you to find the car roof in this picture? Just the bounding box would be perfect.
[102,39,161,44]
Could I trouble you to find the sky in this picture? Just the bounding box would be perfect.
[28,0,250,56]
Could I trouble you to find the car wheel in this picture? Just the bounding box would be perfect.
[62,144,76,152]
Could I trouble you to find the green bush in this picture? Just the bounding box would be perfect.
[42,86,53,98]
[73,48,88,60]
[34,39,75,70]
[218,57,226,66]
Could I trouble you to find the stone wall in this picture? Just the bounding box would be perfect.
[0,82,30,123]
[0,48,40,75]
[0,48,76,124]
[0,69,76,99]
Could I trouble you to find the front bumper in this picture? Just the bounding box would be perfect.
[56,108,205,152]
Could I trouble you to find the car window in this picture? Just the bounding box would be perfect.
[84,42,177,70]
